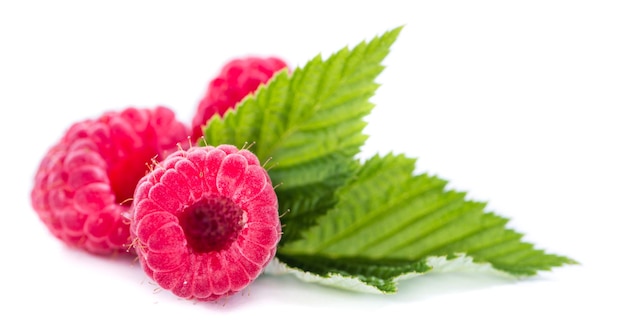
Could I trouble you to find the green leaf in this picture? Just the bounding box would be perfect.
[199,26,574,294]
[275,254,431,293]
[202,26,403,243]
[277,153,577,293]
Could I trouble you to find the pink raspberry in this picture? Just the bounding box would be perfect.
[31,106,190,255]
[130,144,281,301]
[191,56,288,141]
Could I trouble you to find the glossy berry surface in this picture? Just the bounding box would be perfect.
[130,144,281,301]
[31,106,189,255]
[191,56,288,141]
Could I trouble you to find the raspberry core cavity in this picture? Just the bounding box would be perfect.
[178,196,245,253]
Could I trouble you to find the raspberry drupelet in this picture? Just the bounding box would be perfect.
[31,107,190,255]
[191,56,288,141]
[130,144,281,301]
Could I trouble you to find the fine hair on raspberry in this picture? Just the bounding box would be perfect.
[31,107,190,255]
[130,144,281,301]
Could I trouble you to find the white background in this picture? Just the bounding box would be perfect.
[1,1,624,333]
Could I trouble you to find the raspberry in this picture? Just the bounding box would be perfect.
[31,107,190,255]
[191,56,288,141]
[130,144,281,301]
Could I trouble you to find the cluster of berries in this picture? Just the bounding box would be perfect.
[31,57,289,301]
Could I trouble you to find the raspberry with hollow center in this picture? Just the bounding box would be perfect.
[191,56,288,141]
[130,144,281,301]
[30,106,189,255]
[177,196,244,253]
